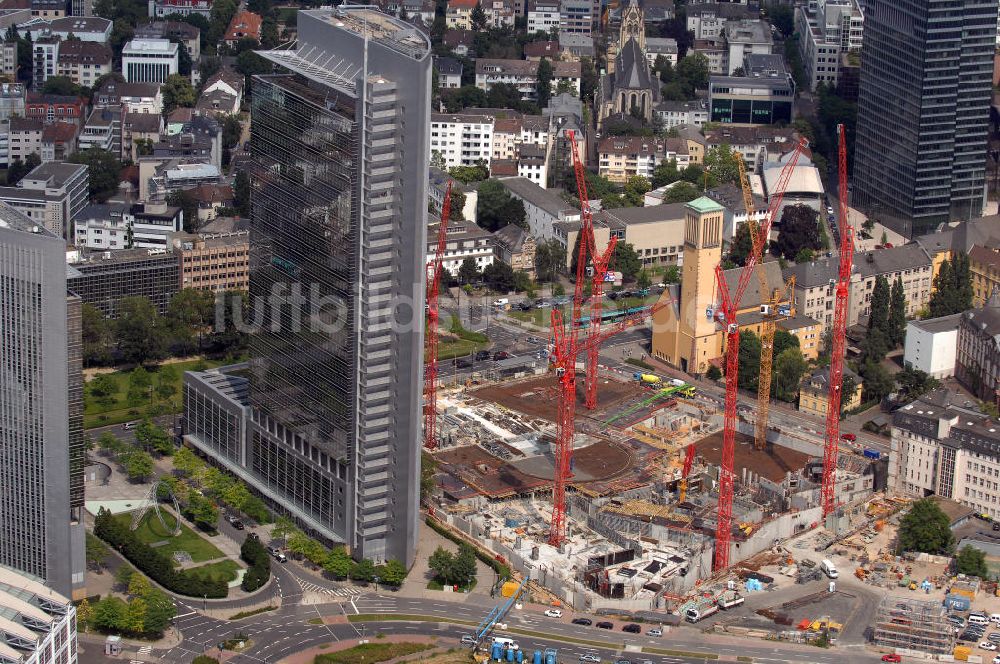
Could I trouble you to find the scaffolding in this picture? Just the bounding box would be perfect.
[873,596,955,655]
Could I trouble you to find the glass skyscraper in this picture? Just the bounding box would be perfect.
[0,203,86,599]
[247,7,431,565]
[852,0,995,236]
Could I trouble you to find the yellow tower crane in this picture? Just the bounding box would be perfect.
[733,155,797,451]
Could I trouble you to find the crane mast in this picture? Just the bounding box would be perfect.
[423,183,452,450]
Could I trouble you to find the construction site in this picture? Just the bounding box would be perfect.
[422,127,882,613]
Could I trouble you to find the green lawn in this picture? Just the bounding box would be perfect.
[84,359,228,429]
[315,643,435,664]
[186,559,241,585]
[434,338,486,362]
[117,511,224,563]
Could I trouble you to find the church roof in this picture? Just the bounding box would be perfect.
[614,37,653,90]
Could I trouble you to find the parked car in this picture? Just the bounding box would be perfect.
[267,547,287,563]
[983,643,999,652]
[647,628,662,637]
[493,351,510,361]
[228,517,245,530]
[544,609,563,618]
[247,532,260,541]
[622,624,641,633]
[572,618,592,626]
[475,350,491,361]
[881,655,901,663]
[841,433,857,441]
[455,357,473,368]
[993,656,1000,664]
[988,632,1000,642]
[460,635,476,646]
[596,622,613,630]
[579,655,600,662]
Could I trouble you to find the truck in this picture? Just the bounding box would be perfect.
[684,597,719,623]
[633,373,662,385]
[862,448,882,460]
[717,590,745,609]
[820,559,839,579]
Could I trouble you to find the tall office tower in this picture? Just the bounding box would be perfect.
[0,203,86,599]
[248,6,431,565]
[852,0,996,236]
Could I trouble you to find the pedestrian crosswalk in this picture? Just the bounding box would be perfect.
[137,645,152,655]
[298,579,362,597]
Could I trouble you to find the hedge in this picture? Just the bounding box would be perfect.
[240,536,271,592]
[425,516,512,580]
[94,508,228,598]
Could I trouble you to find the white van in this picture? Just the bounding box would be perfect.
[492,637,518,650]
[969,613,990,626]
[820,559,838,579]
[493,298,509,308]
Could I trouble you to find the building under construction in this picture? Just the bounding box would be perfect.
[427,371,880,610]
[873,596,955,655]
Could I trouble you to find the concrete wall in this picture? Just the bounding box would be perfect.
[904,320,958,379]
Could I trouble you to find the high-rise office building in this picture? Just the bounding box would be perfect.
[247,6,431,565]
[0,203,86,599]
[852,0,995,236]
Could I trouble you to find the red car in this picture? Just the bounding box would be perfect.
[841,433,857,442]
[882,655,902,663]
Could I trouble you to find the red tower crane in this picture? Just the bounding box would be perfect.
[821,124,855,517]
[712,139,807,571]
[423,183,452,450]
[563,132,620,411]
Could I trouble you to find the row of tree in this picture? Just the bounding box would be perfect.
[84,290,249,367]
[94,507,230,597]
[428,543,478,588]
[928,253,974,318]
[240,535,271,592]
[96,431,155,482]
[171,446,272,524]
[732,330,810,403]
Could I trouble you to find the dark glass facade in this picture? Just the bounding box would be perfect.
[710,98,792,125]
[67,250,180,317]
[853,0,995,235]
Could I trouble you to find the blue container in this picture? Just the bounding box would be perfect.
[863,448,881,460]
[545,652,556,664]
[533,651,542,664]
[506,648,515,662]
[945,594,971,612]
[505,518,522,528]
[492,644,503,661]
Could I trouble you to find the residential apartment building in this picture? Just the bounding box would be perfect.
[122,112,163,162]
[8,117,44,163]
[435,56,462,89]
[654,100,708,129]
[798,366,862,417]
[794,0,863,91]
[134,19,201,62]
[597,135,690,183]
[783,243,934,336]
[0,83,25,123]
[427,216,495,277]
[527,0,560,34]
[31,36,58,88]
[94,79,163,114]
[446,0,477,29]
[970,244,1000,306]
[40,121,77,162]
[0,161,87,238]
[904,314,961,379]
[25,92,85,124]
[475,59,581,99]
[0,567,80,659]
[148,0,212,18]
[560,31,595,57]
[73,201,182,249]
[430,112,495,169]
[559,0,592,34]
[723,20,772,75]
[122,38,178,83]
[78,106,120,153]
[480,0,514,27]
[956,293,1000,406]
[55,39,112,87]
[853,0,995,235]
[18,16,113,42]
[702,125,800,171]
[66,246,180,316]
[152,114,222,170]
[645,37,677,67]
[224,10,262,48]
[0,40,17,79]
[174,228,250,292]
[31,0,67,20]
[889,389,1000,518]
[493,223,536,277]
[686,1,759,40]
[500,176,580,242]
[0,203,86,601]
[237,6,430,565]
[142,160,220,202]
[704,181,767,242]
[708,54,794,125]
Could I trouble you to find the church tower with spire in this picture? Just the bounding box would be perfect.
[606,0,645,73]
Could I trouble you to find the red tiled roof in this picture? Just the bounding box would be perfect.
[224,10,262,42]
[42,121,77,143]
[448,0,478,8]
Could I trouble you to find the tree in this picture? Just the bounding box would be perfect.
[233,170,251,217]
[142,588,176,634]
[441,85,488,112]
[611,242,642,281]
[115,297,167,365]
[675,53,709,95]
[167,288,215,352]
[186,492,219,529]
[323,547,352,579]
[703,145,740,186]
[772,205,822,261]
[956,545,988,578]
[377,559,407,586]
[69,149,122,202]
[42,76,80,96]
[350,558,377,582]
[897,498,954,554]
[114,564,135,589]
[768,4,794,36]
[483,261,516,292]
[124,596,147,634]
[706,365,722,380]
[859,326,889,368]
[579,56,598,101]
[868,275,890,335]
[121,450,154,482]
[888,276,907,347]
[860,359,894,403]
[895,366,940,402]
[726,222,754,267]
[5,153,40,186]
[737,330,762,391]
[136,419,173,455]
[448,163,489,184]
[204,289,249,356]
[77,598,94,631]
[929,253,974,317]
[623,176,650,207]
[470,4,488,30]
[651,158,680,189]
[166,189,199,233]
[637,269,652,290]
[93,596,128,631]
[173,446,203,478]
[86,532,109,568]
[235,49,272,89]
[128,572,151,598]
[536,57,553,108]
[88,373,117,406]
[773,347,808,402]
[477,179,527,232]
[662,181,701,203]
[458,257,481,285]
[535,238,566,283]
[663,265,680,284]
